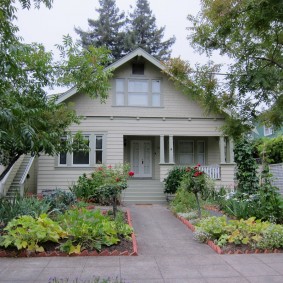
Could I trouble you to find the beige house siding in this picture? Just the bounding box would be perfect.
[36,53,235,192]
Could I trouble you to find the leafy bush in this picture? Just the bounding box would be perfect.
[253,135,283,164]
[0,196,50,227]
[163,166,187,194]
[179,164,214,217]
[0,214,67,252]
[70,164,132,217]
[170,188,199,213]
[43,189,76,214]
[257,224,283,249]
[234,138,259,194]
[57,208,132,254]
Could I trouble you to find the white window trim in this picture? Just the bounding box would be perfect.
[57,133,106,168]
[264,126,273,136]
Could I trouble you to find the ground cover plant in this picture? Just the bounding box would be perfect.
[193,216,283,252]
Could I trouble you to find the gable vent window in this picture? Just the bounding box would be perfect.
[132,63,144,75]
[115,78,161,107]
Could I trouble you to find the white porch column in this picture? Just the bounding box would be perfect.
[219,136,226,164]
[160,135,165,164]
[229,139,235,163]
[169,135,174,164]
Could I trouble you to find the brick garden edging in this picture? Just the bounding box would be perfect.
[175,213,282,255]
[0,209,138,257]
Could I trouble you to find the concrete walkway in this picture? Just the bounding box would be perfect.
[0,204,282,282]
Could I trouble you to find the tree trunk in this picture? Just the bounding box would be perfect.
[195,192,202,219]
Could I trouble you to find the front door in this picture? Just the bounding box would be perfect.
[131,140,152,178]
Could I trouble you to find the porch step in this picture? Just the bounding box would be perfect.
[122,180,166,204]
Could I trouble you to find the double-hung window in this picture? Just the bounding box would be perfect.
[178,141,194,165]
[73,135,90,166]
[115,78,161,107]
[58,133,105,167]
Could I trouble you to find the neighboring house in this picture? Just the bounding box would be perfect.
[252,123,283,139]
[1,48,236,202]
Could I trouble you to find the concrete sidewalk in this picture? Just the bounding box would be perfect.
[0,204,282,282]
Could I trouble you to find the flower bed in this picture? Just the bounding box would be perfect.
[175,213,283,255]
[0,209,138,257]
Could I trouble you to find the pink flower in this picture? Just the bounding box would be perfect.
[197,163,201,167]
[108,165,112,169]
[186,167,191,172]
[128,171,135,177]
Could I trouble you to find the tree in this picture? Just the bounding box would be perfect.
[124,0,175,60]
[0,0,112,180]
[186,0,283,132]
[75,0,126,61]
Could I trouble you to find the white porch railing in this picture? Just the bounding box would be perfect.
[200,166,221,180]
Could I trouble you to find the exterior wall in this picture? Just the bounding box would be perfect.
[37,58,227,192]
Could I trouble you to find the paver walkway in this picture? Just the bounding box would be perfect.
[0,204,282,282]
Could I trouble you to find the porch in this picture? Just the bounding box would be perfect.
[123,135,235,187]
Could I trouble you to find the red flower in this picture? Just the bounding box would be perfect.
[128,171,135,177]
[108,165,112,169]
[197,163,201,167]
[98,167,103,171]
[186,167,191,172]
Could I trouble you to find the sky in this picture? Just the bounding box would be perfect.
[15,0,226,93]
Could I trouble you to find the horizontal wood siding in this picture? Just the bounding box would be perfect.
[219,164,236,187]
[68,61,223,120]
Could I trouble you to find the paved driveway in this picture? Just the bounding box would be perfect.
[0,204,282,282]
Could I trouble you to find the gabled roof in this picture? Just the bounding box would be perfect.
[56,48,165,104]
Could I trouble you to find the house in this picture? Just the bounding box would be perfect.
[252,123,283,139]
[0,48,236,203]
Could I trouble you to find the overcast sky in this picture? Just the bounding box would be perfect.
[15,0,227,93]
[16,0,206,60]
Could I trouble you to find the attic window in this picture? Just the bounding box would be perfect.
[132,63,144,75]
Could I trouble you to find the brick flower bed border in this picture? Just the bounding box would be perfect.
[0,209,138,257]
[175,213,282,255]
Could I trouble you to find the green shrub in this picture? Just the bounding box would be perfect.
[170,188,199,213]
[0,196,50,227]
[163,166,187,194]
[0,214,67,252]
[43,189,76,214]
[257,224,283,249]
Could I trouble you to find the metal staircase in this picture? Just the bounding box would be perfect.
[121,179,166,204]
[5,154,34,198]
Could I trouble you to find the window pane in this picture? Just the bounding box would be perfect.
[73,136,89,165]
[73,151,89,165]
[179,154,194,165]
[59,153,67,165]
[152,80,160,93]
[116,79,124,92]
[128,80,148,92]
[116,93,124,106]
[96,136,103,149]
[197,142,205,153]
[96,151,103,164]
[179,141,193,153]
[128,93,148,106]
[152,93,160,107]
